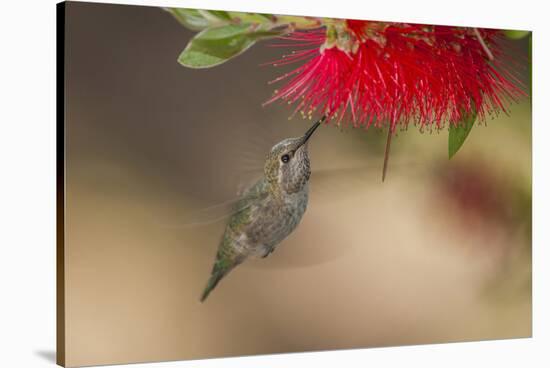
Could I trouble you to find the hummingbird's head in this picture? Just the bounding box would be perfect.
[264,116,325,194]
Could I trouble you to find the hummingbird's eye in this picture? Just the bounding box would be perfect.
[280,154,290,163]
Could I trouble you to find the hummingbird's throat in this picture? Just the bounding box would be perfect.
[277,146,311,195]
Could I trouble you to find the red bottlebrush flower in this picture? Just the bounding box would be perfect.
[265,20,525,132]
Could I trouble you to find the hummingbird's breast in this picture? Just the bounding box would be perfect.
[246,185,309,257]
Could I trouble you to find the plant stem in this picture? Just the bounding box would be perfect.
[473,28,494,61]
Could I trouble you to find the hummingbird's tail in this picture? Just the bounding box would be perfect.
[200,269,227,303]
[201,234,245,302]
[200,255,243,302]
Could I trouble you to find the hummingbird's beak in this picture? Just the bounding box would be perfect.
[299,115,326,147]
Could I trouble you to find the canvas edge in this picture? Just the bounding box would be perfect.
[56,1,66,367]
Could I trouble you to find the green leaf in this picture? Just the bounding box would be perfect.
[205,10,232,21]
[503,30,530,40]
[178,24,283,68]
[448,110,477,159]
[227,12,275,24]
[164,8,209,31]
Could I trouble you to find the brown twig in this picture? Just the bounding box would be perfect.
[473,28,494,61]
[382,127,393,182]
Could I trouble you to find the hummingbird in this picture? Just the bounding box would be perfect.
[200,116,325,302]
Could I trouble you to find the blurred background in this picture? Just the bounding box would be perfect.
[64,2,531,366]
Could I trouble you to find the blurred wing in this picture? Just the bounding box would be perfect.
[155,171,263,229]
[154,118,288,229]
[160,198,247,229]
